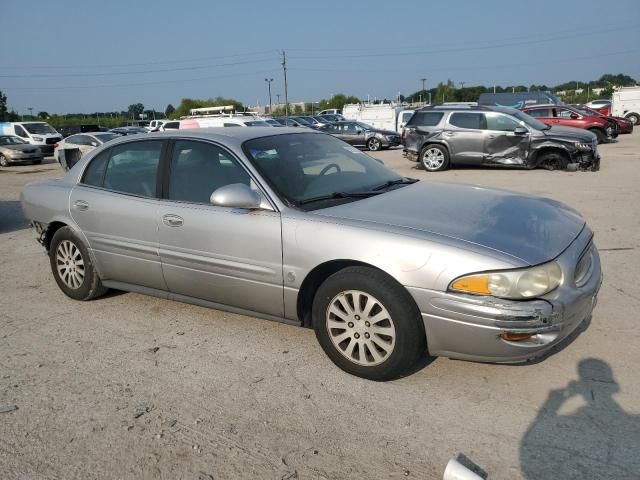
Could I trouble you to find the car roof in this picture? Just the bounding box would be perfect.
[416,105,518,114]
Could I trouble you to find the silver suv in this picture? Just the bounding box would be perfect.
[402,105,600,172]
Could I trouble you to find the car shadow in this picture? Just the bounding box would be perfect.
[0,200,29,234]
[520,358,640,478]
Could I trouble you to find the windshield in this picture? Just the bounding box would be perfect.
[0,135,28,145]
[355,122,375,130]
[94,133,120,143]
[23,123,57,134]
[510,110,550,130]
[243,133,403,209]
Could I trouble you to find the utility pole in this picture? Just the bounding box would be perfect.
[276,93,281,105]
[265,78,273,115]
[27,107,33,119]
[281,51,289,120]
[420,78,427,106]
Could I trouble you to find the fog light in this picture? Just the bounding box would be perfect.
[500,332,534,342]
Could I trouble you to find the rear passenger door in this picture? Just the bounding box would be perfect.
[69,140,168,291]
[444,112,487,164]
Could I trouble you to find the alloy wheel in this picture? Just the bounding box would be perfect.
[55,240,85,289]
[423,148,445,170]
[326,290,396,366]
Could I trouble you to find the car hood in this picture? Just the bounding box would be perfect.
[543,125,597,142]
[0,144,39,152]
[314,182,585,265]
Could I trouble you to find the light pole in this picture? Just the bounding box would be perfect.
[27,107,33,119]
[265,78,273,115]
[276,93,281,107]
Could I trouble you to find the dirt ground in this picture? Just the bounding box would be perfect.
[1,133,639,480]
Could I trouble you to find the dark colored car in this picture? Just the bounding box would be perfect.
[521,104,617,143]
[317,114,346,123]
[402,105,599,172]
[319,121,401,151]
[572,104,633,134]
[274,118,310,128]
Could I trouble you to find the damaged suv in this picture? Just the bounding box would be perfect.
[402,105,599,172]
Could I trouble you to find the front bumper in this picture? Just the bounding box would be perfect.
[4,153,44,164]
[568,148,600,172]
[382,136,401,147]
[407,227,601,363]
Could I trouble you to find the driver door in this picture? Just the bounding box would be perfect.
[157,139,284,317]
[340,122,366,146]
[484,112,530,165]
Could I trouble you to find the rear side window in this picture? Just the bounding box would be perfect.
[407,112,443,126]
[526,108,552,118]
[82,150,110,186]
[103,140,163,197]
[449,112,486,130]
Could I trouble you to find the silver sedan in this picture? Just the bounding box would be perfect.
[20,128,602,380]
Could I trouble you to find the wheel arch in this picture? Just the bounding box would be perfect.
[531,145,571,167]
[296,259,418,328]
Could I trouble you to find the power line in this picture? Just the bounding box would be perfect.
[0,57,280,79]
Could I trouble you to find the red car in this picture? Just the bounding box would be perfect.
[585,99,612,116]
[572,104,633,134]
[521,104,617,143]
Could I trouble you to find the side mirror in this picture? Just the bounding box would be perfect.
[570,113,579,120]
[513,127,528,135]
[210,183,263,209]
[355,129,363,134]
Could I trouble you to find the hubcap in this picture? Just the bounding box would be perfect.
[326,290,396,366]
[55,240,85,289]
[423,148,444,170]
[369,139,380,150]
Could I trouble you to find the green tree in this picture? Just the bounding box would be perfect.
[37,111,50,119]
[165,104,175,118]
[127,103,145,119]
[170,97,245,119]
[434,80,456,104]
[318,93,360,112]
[0,90,8,121]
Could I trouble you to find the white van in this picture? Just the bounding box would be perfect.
[0,122,62,155]
[342,103,414,132]
[611,87,640,125]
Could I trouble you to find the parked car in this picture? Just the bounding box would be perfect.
[159,121,180,131]
[319,121,401,151]
[54,132,121,170]
[273,117,309,127]
[521,104,617,143]
[109,127,148,136]
[318,108,340,115]
[584,99,612,116]
[295,116,324,128]
[402,105,599,172]
[20,128,602,380]
[317,113,346,123]
[0,135,44,166]
[264,119,285,127]
[147,119,169,132]
[56,124,103,138]
[0,121,62,155]
[571,104,633,134]
[478,91,561,108]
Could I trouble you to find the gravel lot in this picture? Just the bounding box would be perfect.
[1,133,639,480]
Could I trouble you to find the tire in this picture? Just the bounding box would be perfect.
[0,154,8,167]
[625,113,640,125]
[589,128,606,144]
[537,150,569,171]
[49,226,107,301]
[420,144,450,171]
[367,137,382,151]
[312,266,426,381]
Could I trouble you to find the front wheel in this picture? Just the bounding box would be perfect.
[420,144,449,171]
[367,137,382,151]
[0,154,8,167]
[589,128,606,144]
[312,266,426,381]
[49,227,108,301]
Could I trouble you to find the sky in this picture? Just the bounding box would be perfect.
[1,0,639,115]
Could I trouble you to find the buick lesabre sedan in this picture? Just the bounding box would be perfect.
[21,128,602,380]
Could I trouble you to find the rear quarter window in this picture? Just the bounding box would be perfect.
[407,112,444,127]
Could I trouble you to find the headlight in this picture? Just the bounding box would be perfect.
[575,142,592,151]
[449,261,562,299]
[32,136,43,142]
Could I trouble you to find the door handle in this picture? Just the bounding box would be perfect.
[73,200,89,211]
[162,214,184,227]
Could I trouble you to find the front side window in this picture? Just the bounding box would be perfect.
[103,140,162,197]
[14,125,29,138]
[486,113,522,132]
[244,133,402,208]
[555,108,578,119]
[168,141,251,204]
[448,112,486,130]
[0,135,27,145]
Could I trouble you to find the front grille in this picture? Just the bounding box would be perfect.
[46,137,61,145]
[574,244,594,287]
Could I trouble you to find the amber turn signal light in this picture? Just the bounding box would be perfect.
[500,332,534,342]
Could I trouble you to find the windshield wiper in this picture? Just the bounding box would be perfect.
[371,177,419,191]
[297,190,384,205]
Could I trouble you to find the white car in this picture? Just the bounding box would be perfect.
[180,116,271,128]
[54,132,120,170]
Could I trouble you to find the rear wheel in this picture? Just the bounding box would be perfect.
[420,144,449,172]
[312,266,426,381]
[49,227,107,301]
[367,137,382,151]
[589,128,606,144]
[625,113,640,125]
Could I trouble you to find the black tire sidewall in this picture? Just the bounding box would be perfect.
[590,128,605,143]
[312,267,425,381]
[420,144,449,171]
[49,227,98,300]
